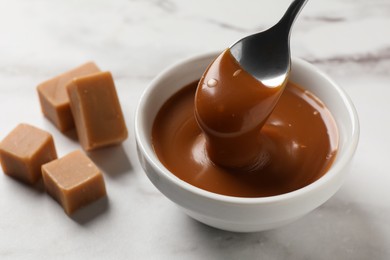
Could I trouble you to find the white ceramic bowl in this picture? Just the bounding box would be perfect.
[135,52,359,232]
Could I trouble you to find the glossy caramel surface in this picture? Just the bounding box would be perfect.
[195,50,286,169]
[152,80,338,197]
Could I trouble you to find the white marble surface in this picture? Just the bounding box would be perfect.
[0,0,389,259]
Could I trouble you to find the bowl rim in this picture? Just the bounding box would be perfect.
[135,51,360,205]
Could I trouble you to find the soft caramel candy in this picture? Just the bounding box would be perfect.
[42,150,107,215]
[37,62,100,132]
[67,71,128,151]
[0,124,57,184]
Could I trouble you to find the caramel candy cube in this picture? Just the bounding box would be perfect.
[37,62,100,132]
[0,124,57,184]
[67,71,128,151]
[42,150,107,215]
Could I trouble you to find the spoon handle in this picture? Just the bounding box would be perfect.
[277,0,308,35]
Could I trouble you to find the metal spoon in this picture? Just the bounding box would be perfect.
[230,0,308,87]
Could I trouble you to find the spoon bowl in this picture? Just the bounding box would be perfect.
[230,0,308,87]
[193,0,309,169]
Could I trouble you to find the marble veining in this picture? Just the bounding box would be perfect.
[0,0,390,259]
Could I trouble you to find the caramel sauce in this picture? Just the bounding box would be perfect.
[152,51,338,197]
[195,49,286,169]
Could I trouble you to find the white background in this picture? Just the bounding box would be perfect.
[0,0,389,259]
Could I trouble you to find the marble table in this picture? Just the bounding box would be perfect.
[0,0,389,259]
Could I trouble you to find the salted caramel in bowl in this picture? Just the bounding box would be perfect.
[135,52,359,232]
